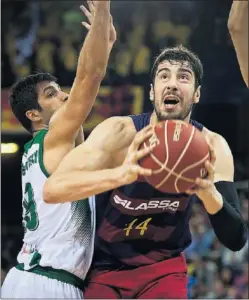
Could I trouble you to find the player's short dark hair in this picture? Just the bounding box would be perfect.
[151,45,203,89]
[9,73,57,133]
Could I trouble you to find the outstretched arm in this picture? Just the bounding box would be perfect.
[46,1,115,146]
[43,118,154,203]
[228,0,248,87]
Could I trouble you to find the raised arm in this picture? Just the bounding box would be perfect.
[43,117,154,203]
[228,0,248,87]
[46,1,115,146]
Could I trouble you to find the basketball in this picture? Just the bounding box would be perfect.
[139,120,210,194]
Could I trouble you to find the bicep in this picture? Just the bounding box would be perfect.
[213,135,234,182]
[54,143,113,178]
[54,117,127,175]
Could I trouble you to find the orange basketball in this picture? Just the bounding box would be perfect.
[139,120,210,194]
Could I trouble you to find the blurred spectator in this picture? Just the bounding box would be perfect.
[185,199,248,299]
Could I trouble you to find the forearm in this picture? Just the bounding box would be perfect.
[202,182,248,251]
[77,1,110,79]
[43,166,124,203]
[49,2,111,136]
[201,188,223,215]
[228,1,248,32]
[228,0,248,86]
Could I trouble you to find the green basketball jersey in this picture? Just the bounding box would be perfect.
[17,130,96,281]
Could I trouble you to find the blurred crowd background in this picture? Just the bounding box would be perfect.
[1,0,248,298]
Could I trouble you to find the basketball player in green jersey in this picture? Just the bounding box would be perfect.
[228,0,248,87]
[1,1,116,298]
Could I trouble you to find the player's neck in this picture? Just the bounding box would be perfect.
[184,114,191,123]
[150,112,158,125]
[32,124,49,137]
[150,111,191,125]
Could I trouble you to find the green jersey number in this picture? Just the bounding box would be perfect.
[22,183,39,231]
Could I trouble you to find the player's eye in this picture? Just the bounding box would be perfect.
[160,73,168,80]
[47,91,56,97]
[179,74,189,81]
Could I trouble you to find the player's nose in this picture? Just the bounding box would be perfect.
[165,86,178,94]
[61,92,69,102]
[165,77,178,92]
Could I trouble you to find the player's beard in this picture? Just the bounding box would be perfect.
[153,93,195,122]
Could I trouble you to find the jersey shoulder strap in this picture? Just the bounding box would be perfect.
[129,112,152,132]
[190,119,204,131]
[24,129,48,153]
[23,129,49,177]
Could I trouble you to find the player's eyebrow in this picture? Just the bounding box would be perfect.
[156,67,171,75]
[178,67,193,76]
[42,86,56,94]
[42,84,61,94]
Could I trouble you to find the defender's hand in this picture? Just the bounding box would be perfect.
[80,1,116,45]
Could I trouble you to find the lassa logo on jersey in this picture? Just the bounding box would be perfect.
[110,190,186,216]
[114,195,179,211]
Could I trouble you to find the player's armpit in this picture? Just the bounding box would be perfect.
[212,133,234,183]
[75,126,84,146]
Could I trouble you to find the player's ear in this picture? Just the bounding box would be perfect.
[193,86,201,104]
[150,84,154,103]
[26,109,42,122]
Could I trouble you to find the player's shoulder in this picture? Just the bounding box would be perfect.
[94,116,135,136]
[202,127,232,154]
[86,116,136,151]
[103,116,134,127]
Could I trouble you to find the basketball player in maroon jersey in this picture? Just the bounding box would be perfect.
[43,8,248,300]
[228,0,248,87]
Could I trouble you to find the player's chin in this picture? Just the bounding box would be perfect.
[159,111,182,121]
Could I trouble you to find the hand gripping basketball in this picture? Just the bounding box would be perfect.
[120,125,154,185]
[185,141,216,199]
[139,120,211,193]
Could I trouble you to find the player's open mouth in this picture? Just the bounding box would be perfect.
[163,96,180,109]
